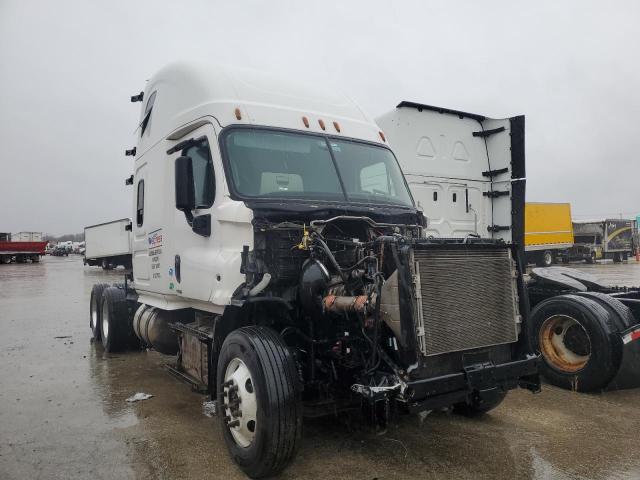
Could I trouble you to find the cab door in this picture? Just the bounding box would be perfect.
[165,123,220,302]
[132,162,150,287]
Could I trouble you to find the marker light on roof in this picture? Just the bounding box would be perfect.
[318,119,326,131]
[234,108,242,120]
[333,121,341,133]
[379,131,386,142]
[302,116,310,128]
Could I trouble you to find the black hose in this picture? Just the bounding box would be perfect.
[243,296,293,310]
[280,326,318,344]
[366,275,384,374]
[312,234,350,285]
[341,255,377,272]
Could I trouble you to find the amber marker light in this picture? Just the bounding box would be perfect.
[379,131,386,142]
[318,119,326,130]
[333,121,341,133]
[302,116,310,128]
[234,108,242,120]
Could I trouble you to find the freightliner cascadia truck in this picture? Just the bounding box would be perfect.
[88,62,539,478]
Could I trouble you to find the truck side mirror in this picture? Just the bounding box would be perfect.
[175,156,195,212]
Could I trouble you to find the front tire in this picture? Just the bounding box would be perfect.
[217,326,302,478]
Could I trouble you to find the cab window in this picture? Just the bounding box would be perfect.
[184,139,215,208]
[136,180,144,226]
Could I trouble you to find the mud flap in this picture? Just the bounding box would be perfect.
[606,325,640,390]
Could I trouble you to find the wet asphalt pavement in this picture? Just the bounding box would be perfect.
[1,256,640,479]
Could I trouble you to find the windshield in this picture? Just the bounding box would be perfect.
[223,129,413,207]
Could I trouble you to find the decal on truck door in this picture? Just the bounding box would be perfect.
[148,228,163,279]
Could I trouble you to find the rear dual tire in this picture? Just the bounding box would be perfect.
[90,283,136,352]
[531,293,633,392]
[90,283,110,340]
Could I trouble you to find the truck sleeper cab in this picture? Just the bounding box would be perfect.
[89,62,539,479]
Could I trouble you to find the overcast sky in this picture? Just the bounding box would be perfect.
[1,0,639,235]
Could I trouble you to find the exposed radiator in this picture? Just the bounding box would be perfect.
[413,247,520,356]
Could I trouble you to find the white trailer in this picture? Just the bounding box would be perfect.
[84,218,132,270]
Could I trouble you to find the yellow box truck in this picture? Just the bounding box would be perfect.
[525,202,574,266]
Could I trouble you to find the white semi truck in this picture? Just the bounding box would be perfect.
[89,62,539,478]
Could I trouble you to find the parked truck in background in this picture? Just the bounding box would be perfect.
[84,219,132,270]
[524,202,574,266]
[570,219,635,263]
[87,63,539,478]
[0,231,47,264]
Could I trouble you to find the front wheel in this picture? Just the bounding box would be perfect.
[217,326,301,478]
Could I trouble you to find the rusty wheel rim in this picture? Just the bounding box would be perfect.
[539,314,591,373]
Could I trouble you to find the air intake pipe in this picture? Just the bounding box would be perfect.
[300,259,329,319]
[133,305,191,355]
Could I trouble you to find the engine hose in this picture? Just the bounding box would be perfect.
[248,272,271,296]
[367,276,384,374]
[312,235,350,286]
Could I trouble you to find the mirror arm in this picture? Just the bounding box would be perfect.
[181,209,194,226]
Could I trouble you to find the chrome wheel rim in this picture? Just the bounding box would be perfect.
[539,314,591,372]
[90,296,97,330]
[223,358,257,448]
[101,300,109,339]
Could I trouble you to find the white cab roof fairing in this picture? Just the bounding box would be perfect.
[135,62,386,155]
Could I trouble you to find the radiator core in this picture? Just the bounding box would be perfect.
[413,247,520,356]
